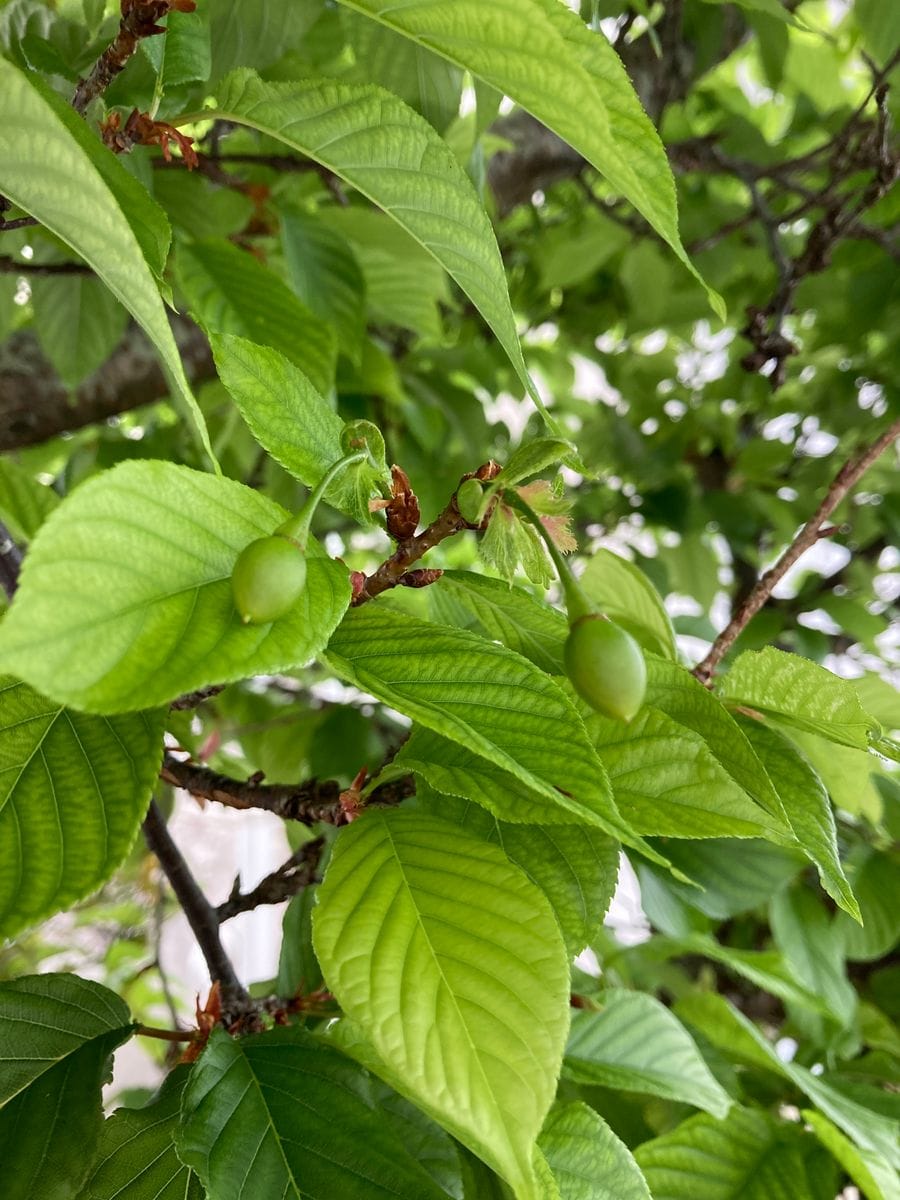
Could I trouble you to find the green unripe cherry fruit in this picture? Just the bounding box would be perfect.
[231,535,307,625]
[456,478,485,525]
[564,614,647,722]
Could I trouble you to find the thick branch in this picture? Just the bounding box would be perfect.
[693,416,900,683]
[161,753,344,824]
[0,317,215,451]
[142,798,249,1009]
[216,837,326,923]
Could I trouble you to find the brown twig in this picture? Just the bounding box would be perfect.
[693,416,900,683]
[216,837,326,923]
[135,1023,197,1042]
[353,462,501,605]
[141,798,250,1013]
[73,0,195,115]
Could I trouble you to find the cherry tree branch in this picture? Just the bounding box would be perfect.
[0,519,22,602]
[141,798,250,1012]
[693,415,900,683]
[216,837,326,923]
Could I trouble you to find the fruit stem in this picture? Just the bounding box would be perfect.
[277,452,367,548]
[505,491,594,623]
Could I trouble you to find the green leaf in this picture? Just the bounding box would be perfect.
[0,458,59,542]
[211,334,388,525]
[313,809,570,1199]
[176,238,337,396]
[321,206,450,342]
[0,678,164,939]
[769,886,857,1027]
[332,0,720,314]
[538,1102,651,1200]
[428,571,567,675]
[804,1109,900,1200]
[416,786,619,956]
[277,886,324,996]
[281,209,367,362]
[720,647,877,749]
[740,719,859,920]
[143,2,211,90]
[0,460,351,713]
[327,606,661,857]
[836,849,900,962]
[208,0,326,82]
[84,1066,203,1200]
[492,438,577,490]
[635,1108,833,1200]
[0,974,134,1200]
[563,991,731,1117]
[31,275,128,388]
[0,59,215,467]
[676,933,831,1014]
[673,990,900,1168]
[584,704,787,840]
[579,551,677,659]
[641,839,802,921]
[644,656,786,822]
[199,69,552,422]
[177,1025,450,1199]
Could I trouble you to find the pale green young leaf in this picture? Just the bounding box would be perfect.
[0,461,351,713]
[579,551,677,659]
[490,438,578,491]
[326,607,667,861]
[635,1108,831,1200]
[313,809,570,1200]
[584,704,788,840]
[0,974,134,1200]
[564,991,732,1117]
[740,719,859,920]
[30,276,128,388]
[333,0,720,314]
[176,238,337,396]
[210,334,387,525]
[428,571,567,675]
[0,679,164,940]
[645,656,786,821]
[804,1110,900,1200]
[0,60,215,467]
[538,1102,651,1200]
[415,786,619,956]
[0,458,59,542]
[720,647,878,749]
[143,2,211,90]
[200,70,553,422]
[281,210,367,362]
[84,1066,203,1200]
[177,1026,450,1200]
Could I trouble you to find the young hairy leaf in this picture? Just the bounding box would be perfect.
[177,1026,450,1200]
[740,719,859,920]
[84,1065,203,1200]
[579,551,677,659]
[0,460,351,713]
[326,606,667,861]
[331,0,720,313]
[176,237,338,396]
[0,678,165,939]
[193,69,554,422]
[211,334,389,525]
[0,59,215,467]
[563,991,732,1117]
[538,1102,651,1200]
[416,786,619,956]
[313,809,570,1200]
[0,974,134,1200]
[635,1107,836,1200]
[720,647,878,749]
